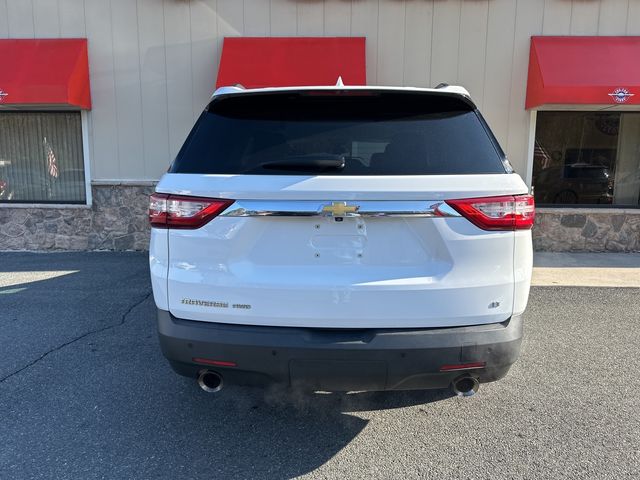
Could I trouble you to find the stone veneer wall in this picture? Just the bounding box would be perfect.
[533,208,640,252]
[0,184,154,251]
[1,185,639,252]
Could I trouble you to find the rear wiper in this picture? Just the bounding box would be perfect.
[260,155,346,172]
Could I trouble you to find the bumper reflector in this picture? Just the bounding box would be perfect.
[439,362,486,372]
[192,357,237,367]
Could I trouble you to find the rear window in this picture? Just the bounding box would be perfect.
[170,91,507,175]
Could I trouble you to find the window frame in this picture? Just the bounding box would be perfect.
[526,107,640,210]
[0,108,92,208]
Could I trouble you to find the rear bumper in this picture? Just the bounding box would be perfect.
[157,310,523,391]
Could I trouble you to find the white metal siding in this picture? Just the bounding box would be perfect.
[0,0,633,181]
[506,0,544,184]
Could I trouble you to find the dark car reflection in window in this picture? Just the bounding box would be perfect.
[534,163,613,205]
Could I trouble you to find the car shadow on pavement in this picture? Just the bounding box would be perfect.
[262,385,455,413]
[143,379,454,479]
[0,252,454,479]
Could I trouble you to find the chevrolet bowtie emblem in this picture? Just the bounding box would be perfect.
[321,201,359,217]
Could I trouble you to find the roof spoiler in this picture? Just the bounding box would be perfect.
[435,83,471,98]
[209,83,476,109]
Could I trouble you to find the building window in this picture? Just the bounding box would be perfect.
[0,111,86,204]
[533,111,640,207]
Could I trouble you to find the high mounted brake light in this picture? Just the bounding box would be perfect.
[149,193,234,229]
[301,90,379,97]
[446,194,535,231]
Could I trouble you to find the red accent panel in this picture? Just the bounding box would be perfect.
[0,39,91,109]
[526,36,640,109]
[216,37,366,89]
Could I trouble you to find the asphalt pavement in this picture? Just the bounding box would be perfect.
[0,252,638,479]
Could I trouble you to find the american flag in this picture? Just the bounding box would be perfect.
[44,137,59,178]
[534,141,551,170]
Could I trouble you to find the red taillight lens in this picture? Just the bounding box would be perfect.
[446,194,535,231]
[149,193,234,229]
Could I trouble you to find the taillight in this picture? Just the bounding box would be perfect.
[149,193,234,229]
[446,194,535,231]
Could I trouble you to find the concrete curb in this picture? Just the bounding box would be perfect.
[532,253,640,287]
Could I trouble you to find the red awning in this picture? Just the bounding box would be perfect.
[216,37,366,89]
[526,36,640,109]
[0,39,91,109]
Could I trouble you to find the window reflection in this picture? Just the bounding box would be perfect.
[533,111,640,207]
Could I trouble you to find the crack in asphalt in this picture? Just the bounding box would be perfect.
[0,291,152,384]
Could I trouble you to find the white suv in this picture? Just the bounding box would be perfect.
[149,85,533,396]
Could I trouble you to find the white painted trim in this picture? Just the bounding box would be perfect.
[537,207,640,215]
[81,110,92,207]
[531,104,640,112]
[0,203,91,209]
[525,110,537,189]
[91,179,158,186]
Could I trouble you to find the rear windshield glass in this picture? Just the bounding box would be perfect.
[170,91,507,175]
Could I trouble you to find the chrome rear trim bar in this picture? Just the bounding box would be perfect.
[219,200,461,218]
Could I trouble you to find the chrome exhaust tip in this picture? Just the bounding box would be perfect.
[451,376,480,397]
[197,370,223,393]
